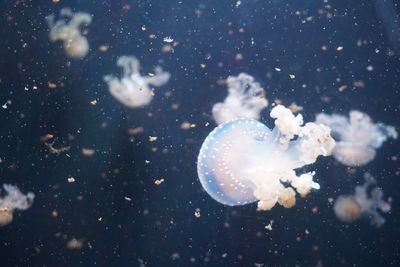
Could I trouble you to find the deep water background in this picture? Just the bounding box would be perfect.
[0,0,399,266]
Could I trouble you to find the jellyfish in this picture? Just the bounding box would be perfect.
[46,8,92,58]
[315,111,397,167]
[212,73,268,125]
[0,184,34,226]
[104,56,170,108]
[197,105,335,211]
[334,173,391,227]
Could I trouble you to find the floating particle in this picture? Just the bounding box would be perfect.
[170,253,180,260]
[124,196,132,201]
[312,207,318,213]
[336,46,344,51]
[321,45,328,51]
[148,136,158,142]
[305,229,310,234]
[45,142,70,155]
[274,67,281,72]
[154,179,164,185]
[194,208,201,218]
[48,82,57,88]
[170,103,179,110]
[90,100,97,105]
[288,102,303,113]
[67,177,75,183]
[52,0,60,3]
[66,238,84,249]
[289,74,296,79]
[81,148,95,157]
[163,36,174,43]
[205,122,210,127]
[353,80,365,88]
[338,85,348,92]
[235,53,243,61]
[221,253,228,258]
[200,63,206,68]
[265,220,273,231]
[366,65,374,72]
[127,127,144,135]
[98,45,109,52]
[236,1,242,7]
[161,45,173,53]
[141,26,146,31]
[40,134,54,142]
[180,122,196,130]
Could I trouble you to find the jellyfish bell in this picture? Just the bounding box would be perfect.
[197,105,335,211]
[0,208,13,227]
[105,74,153,108]
[333,142,376,167]
[333,195,362,223]
[64,36,89,58]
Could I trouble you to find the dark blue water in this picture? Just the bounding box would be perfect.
[0,0,399,266]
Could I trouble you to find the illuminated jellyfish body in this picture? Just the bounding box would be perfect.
[316,111,397,167]
[212,73,268,125]
[334,173,391,227]
[198,105,336,210]
[46,8,92,58]
[104,56,171,108]
[0,184,34,226]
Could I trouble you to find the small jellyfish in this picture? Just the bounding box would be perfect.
[334,173,391,227]
[197,105,335,211]
[46,8,92,58]
[315,110,397,167]
[104,56,170,108]
[212,73,268,125]
[0,184,34,226]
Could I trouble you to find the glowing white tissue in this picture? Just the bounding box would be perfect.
[0,184,34,226]
[316,110,397,166]
[46,8,92,58]
[104,56,170,108]
[198,105,335,210]
[212,73,268,125]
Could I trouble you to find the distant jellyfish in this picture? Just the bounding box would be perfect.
[197,105,336,211]
[46,8,92,58]
[315,111,397,167]
[212,73,268,125]
[0,184,34,226]
[334,173,391,227]
[104,56,170,108]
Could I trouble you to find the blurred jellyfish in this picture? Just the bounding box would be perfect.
[334,173,391,227]
[197,105,335,211]
[104,56,170,108]
[0,184,34,226]
[46,8,92,58]
[315,111,397,167]
[212,73,268,125]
